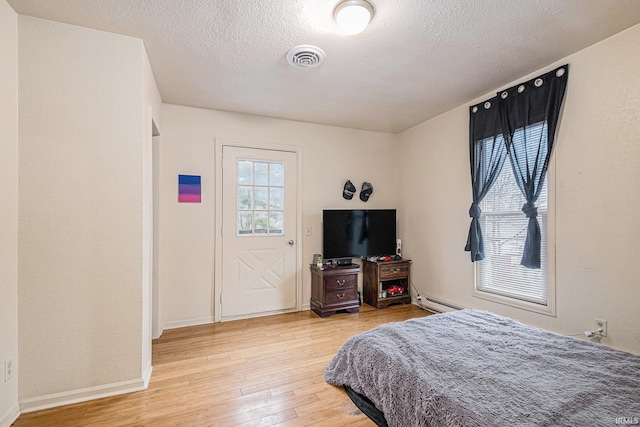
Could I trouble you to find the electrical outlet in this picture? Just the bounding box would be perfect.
[4,359,14,382]
[595,318,608,337]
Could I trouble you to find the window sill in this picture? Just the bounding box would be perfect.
[472,288,556,317]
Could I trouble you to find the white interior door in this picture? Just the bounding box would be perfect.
[221,146,298,319]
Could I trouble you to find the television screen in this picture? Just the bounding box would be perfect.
[322,209,396,260]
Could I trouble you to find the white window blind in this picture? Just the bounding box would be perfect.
[477,123,548,306]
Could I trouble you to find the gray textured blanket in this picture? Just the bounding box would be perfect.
[324,310,640,426]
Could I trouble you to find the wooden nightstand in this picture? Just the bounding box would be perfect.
[310,264,360,318]
[363,259,411,309]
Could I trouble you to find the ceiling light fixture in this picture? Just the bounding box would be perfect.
[334,0,374,35]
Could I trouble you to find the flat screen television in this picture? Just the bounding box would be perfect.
[322,209,397,263]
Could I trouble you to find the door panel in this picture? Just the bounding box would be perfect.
[221,146,297,319]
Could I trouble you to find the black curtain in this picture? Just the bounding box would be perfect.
[499,65,569,268]
[464,96,508,261]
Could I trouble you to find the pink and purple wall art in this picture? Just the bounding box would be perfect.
[178,174,201,203]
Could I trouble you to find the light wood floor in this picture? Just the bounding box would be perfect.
[14,304,431,427]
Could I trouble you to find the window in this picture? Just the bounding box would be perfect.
[467,67,567,316]
[474,123,555,315]
[237,159,284,236]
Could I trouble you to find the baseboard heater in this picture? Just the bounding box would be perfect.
[422,296,464,312]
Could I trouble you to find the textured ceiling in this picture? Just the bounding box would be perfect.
[8,0,640,133]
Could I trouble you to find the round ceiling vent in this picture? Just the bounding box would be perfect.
[286,45,326,68]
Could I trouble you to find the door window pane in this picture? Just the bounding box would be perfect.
[238,212,253,235]
[238,186,253,210]
[236,159,285,236]
[255,162,269,185]
[254,212,268,234]
[270,163,283,186]
[269,212,283,234]
[254,187,269,210]
[270,188,283,210]
[238,161,253,185]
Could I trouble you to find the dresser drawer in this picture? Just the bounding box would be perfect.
[379,263,408,280]
[325,274,357,291]
[325,288,357,305]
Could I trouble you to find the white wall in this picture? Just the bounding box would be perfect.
[397,24,640,354]
[18,16,156,406]
[159,104,397,329]
[0,0,19,425]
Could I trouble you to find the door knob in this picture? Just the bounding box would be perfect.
[288,240,295,246]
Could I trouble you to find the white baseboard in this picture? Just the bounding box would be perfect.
[161,316,214,331]
[142,362,153,388]
[20,375,149,414]
[152,326,163,340]
[0,403,20,427]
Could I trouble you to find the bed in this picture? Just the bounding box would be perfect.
[324,309,640,426]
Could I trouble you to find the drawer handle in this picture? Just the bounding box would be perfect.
[336,279,346,286]
[336,293,346,300]
[392,268,400,273]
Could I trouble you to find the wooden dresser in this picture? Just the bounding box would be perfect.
[363,259,411,309]
[310,264,360,318]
